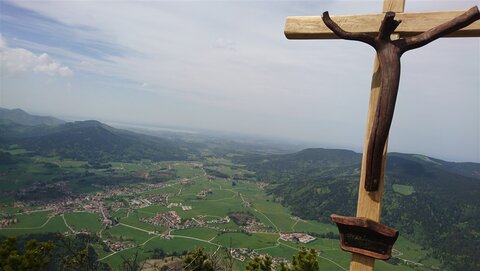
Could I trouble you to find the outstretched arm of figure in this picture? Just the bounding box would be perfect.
[322,11,376,47]
[396,6,480,52]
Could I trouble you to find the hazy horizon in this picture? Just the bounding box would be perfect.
[3,105,479,164]
[1,0,479,163]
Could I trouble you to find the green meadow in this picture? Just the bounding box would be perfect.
[64,212,103,232]
[392,184,415,196]
[0,159,439,270]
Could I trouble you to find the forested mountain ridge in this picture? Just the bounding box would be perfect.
[388,152,480,180]
[0,107,65,126]
[0,114,190,162]
[237,148,480,270]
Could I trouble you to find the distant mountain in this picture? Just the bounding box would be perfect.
[0,107,65,126]
[389,152,480,180]
[237,148,480,271]
[0,118,190,162]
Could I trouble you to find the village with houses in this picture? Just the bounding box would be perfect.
[1,161,330,269]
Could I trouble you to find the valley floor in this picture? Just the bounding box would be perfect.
[0,155,441,271]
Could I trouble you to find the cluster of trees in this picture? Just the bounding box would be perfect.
[0,151,18,165]
[0,237,53,271]
[0,233,110,271]
[228,212,256,226]
[151,248,188,259]
[1,236,322,271]
[183,247,320,271]
[204,168,230,179]
[246,247,319,271]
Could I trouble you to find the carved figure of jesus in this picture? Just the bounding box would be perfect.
[322,7,480,191]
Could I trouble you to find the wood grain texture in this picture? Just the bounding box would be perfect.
[383,0,405,13]
[331,214,399,260]
[331,214,398,237]
[321,11,402,192]
[351,0,405,269]
[356,56,389,218]
[321,7,480,192]
[349,4,479,271]
[350,54,389,271]
[285,10,480,39]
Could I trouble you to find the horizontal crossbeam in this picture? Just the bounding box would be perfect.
[285,10,480,39]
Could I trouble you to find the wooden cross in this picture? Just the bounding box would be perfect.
[284,0,480,270]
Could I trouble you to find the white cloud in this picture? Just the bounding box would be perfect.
[0,36,73,77]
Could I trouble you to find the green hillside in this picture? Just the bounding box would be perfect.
[0,107,64,126]
[237,148,480,271]
[0,119,189,162]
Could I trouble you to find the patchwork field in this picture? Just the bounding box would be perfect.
[0,157,440,270]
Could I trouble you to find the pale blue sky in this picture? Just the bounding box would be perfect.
[0,0,479,162]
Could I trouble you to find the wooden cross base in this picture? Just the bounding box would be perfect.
[331,214,399,260]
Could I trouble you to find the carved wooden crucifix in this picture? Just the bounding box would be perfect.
[284,0,480,270]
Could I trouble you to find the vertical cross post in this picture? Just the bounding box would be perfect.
[285,0,480,270]
[351,0,404,270]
